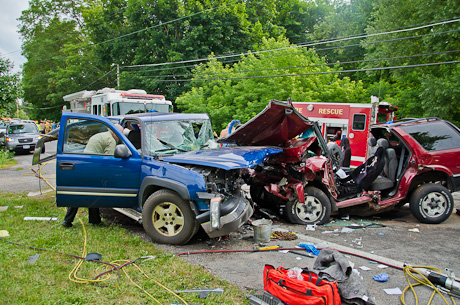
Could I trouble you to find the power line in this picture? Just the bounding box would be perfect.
[140,60,460,82]
[122,47,460,79]
[118,28,460,76]
[128,49,460,79]
[79,68,117,91]
[121,17,460,69]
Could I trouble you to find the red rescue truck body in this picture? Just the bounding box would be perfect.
[293,96,396,168]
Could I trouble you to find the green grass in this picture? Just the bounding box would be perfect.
[0,192,248,304]
[0,148,16,169]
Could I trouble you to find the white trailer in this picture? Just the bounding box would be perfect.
[63,88,173,116]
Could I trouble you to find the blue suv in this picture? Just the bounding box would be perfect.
[33,112,281,244]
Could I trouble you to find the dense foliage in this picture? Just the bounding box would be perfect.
[0,58,22,118]
[177,37,366,130]
[8,0,460,126]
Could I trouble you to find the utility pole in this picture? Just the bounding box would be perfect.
[117,64,120,89]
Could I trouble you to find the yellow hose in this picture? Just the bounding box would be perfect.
[401,266,456,305]
[67,217,188,304]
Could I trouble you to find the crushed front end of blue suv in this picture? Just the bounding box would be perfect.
[33,111,282,245]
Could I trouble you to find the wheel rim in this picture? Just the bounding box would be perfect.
[294,195,323,222]
[420,192,448,218]
[152,202,184,237]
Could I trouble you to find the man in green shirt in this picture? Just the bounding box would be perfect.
[62,124,124,227]
[84,124,123,154]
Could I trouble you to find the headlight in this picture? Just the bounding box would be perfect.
[210,197,221,230]
[6,137,13,142]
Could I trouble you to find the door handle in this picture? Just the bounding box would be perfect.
[58,162,75,170]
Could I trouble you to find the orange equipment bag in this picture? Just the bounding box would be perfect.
[263,265,341,305]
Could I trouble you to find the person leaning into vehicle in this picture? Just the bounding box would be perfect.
[84,124,123,155]
[62,124,124,228]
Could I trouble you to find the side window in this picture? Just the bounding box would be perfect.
[352,114,366,131]
[103,103,111,116]
[401,122,460,151]
[63,118,114,155]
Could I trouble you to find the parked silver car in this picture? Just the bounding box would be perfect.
[4,122,43,153]
[0,123,6,146]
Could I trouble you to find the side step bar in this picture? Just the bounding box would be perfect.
[113,208,143,224]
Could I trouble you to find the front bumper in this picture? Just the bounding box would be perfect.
[198,192,253,239]
[6,142,36,151]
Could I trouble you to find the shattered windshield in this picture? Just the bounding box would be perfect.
[144,119,219,155]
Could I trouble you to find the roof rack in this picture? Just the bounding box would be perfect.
[385,117,441,127]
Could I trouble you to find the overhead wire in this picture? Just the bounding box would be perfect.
[11,4,460,102]
[120,28,460,75]
[136,60,460,82]
[124,50,460,79]
[118,28,460,85]
[121,17,460,69]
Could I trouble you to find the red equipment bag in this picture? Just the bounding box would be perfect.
[263,265,341,305]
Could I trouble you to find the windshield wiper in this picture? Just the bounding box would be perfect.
[157,138,187,152]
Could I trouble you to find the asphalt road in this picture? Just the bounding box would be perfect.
[0,141,57,194]
[1,144,459,304]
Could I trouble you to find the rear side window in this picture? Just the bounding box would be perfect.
[401,122,460,151]
[352,114,366,131]
[63,118,110,154]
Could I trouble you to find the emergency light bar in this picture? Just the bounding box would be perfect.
[120,93,165,100]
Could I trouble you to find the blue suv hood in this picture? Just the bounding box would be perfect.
[162,146,283,170]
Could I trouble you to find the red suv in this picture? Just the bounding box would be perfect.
[221,101,459,224]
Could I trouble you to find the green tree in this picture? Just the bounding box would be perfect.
[176,37,367,131]
[0,58,22,118]
[115,0,265,101]
[19,0,114,121]
[362,0,460,124]
[310,0,374,77]
[21,18,82,120]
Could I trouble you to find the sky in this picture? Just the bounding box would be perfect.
[0,0,31,73]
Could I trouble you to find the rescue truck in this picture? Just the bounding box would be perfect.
[292,96,397,167]
[63,88,173,116]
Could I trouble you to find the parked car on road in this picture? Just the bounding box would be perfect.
[0,122,6,146]
[4,122,43,153]
[220,100,459,225]
[33,111,281,244]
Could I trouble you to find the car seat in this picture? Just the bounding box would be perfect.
[327,141,343,169]
[127,130,141,149]
[370,138,398,191]
[368,137,377,157]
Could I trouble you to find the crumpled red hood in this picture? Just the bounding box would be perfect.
[218,100,313,146]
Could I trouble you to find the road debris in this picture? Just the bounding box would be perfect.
[271,231,298,240]
[27,254,40,265]
[383,287,402,295]
[373,273,389,282]
[176,288,223,299]
[23,217,58,221]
